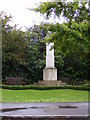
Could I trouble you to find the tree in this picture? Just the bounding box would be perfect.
[1,13,29,80]
[24,23,48,83]
[32,1,89,82]
[1,12,27,65]
[34,1,89,54]
[35,1,89,23]
[1,13,47,83]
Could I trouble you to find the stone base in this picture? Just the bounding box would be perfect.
[38,80,62,86]
[43,68,57,80]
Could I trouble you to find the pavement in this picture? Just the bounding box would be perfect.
[0,102,90,120]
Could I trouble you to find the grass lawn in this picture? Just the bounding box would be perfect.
[1,89,89,102]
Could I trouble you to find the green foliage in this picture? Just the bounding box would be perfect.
[46,21,88,55]
[34,1,88,22]
[2,13,28,79]
[3,30,27,64]
[33,1,89,82]
[34,1,89,54]
[1,83,89,91]
[1,13,46,83]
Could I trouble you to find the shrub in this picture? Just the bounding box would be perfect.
[1,84,89,91]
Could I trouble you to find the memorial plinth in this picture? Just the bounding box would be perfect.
[43,68,57,81]
[43,43,57,81]
[38,42,62,87]
[38,33,62,86]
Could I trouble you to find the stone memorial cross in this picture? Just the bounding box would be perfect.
[43,32,57,81]
[46,42,54,68]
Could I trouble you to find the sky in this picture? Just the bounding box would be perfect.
[0,0,65,31]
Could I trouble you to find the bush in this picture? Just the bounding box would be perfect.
[1,84,89,91]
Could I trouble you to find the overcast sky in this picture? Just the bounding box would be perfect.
[0,0,65,30]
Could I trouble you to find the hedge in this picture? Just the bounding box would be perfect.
[0,84,90,91]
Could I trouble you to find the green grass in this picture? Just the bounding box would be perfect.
[1,89,89,102]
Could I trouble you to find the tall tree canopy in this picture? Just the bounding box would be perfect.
[35,1,89,23]
[34,1,89,54]
[1,13,46,83]
[33,1,89,81]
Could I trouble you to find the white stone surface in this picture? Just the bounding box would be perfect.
[43,68,57,80]
[46,43,54,68]
[43,32,57,81]
[46,56,54,68]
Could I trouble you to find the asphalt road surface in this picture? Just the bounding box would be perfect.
[0,102,89,116]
